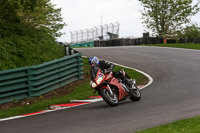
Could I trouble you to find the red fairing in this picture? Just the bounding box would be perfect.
[101,72,128,101]
[108,77,128,100]
[90,65,141,106]
[92,69,129,101]
[94,69,105,85]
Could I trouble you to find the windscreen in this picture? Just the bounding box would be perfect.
[90,66,100,81]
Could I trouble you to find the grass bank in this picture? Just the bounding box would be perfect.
[0,58,148,119]
[141,43,200,50]
[0,33,65,71]
[136,116,200,133]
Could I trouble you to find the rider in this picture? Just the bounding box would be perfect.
[88,56,133,92]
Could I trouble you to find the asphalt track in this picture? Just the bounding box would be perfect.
[1,46,200,133]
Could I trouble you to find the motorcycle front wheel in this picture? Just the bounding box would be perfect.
[99,88,118,106]
[130,87,141,101]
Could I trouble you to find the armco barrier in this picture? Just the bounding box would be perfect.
[0,50,83,104]
[94,37,164,47]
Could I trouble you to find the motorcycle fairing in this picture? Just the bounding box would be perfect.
[106,77,128,101]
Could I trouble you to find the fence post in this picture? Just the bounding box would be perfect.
[77,54,83,80]
[66,47,69,56]
[27,68,33,97]
[71,49,74,55]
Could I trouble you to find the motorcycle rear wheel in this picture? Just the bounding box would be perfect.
[99,88,118,106]
[130,87,141,101]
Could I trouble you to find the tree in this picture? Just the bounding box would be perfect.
[139,0,200,38]
[0,0,65,38]
[0,0,37,23]
[178,23,200,38]
[18,0,66,37]
[0,0,66,70]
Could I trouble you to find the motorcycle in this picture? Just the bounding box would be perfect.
[90,66,141,106]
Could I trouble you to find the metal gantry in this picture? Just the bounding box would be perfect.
[70,22,120,44]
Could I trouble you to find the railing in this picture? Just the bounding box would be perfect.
[0,49,83,104]
[70,41,94,48]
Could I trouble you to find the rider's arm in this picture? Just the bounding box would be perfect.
[99,60,114,73]
[105,61,114,72]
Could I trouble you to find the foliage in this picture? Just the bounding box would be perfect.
[0,0,65,38]
[0,32,65,70]
[0,0,66,70]
[139,0,200,38]
[178,23,200,38]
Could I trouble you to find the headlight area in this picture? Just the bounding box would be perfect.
[90,81,97,88]
[90,76,103,89]
[92,82,97,88]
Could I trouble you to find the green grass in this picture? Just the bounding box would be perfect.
[113,65,148,86]
[136,116,200,133]
[0,33,65,71]
[141,43,200,50]
[0,58,148,119]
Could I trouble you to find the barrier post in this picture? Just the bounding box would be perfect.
[66,47,69,56]
[77,54,83,80]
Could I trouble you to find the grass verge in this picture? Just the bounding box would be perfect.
[136,116,200,133]
[141,43,200,50]
[0,57,148,119]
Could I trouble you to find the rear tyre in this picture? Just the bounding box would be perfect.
[99,88,118,106]
[130,87,141,101]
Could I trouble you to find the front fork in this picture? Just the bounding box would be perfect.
[107,85,114,95]
[132,79,137,89]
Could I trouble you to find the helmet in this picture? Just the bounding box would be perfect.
[88,56,99,65]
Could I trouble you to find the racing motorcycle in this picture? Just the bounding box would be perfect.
[90,66,141,106]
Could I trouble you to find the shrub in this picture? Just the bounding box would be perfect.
[0,32,65,70]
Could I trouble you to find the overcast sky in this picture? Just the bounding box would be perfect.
[51,0,200,43]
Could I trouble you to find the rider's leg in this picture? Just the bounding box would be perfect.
[113,71,133,91]
[123,78,132,88]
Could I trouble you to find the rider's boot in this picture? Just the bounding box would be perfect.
[123,78,133,92]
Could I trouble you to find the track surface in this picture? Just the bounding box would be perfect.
[1,46,200,133]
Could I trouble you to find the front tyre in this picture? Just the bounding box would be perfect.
[130,87,141,101]
[99,88,118,106]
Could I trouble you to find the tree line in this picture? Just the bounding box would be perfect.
[0,0,65,38]
[0,0,66,70]
[139,0,200,38]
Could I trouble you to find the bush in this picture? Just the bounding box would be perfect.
[0,32,65,70]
